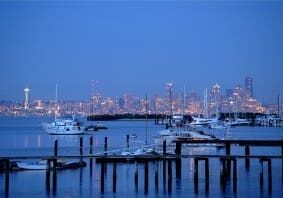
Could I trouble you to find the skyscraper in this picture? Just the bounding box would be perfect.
[245,77,253,98]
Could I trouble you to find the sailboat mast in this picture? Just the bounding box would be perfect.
[145,94,148,145]
[55,84,58,120]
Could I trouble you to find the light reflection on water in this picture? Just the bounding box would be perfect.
[0,116,282,197]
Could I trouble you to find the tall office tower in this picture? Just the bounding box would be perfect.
[245,76,253,98]
[166,82,173,116]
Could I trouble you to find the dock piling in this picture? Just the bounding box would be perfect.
[4,159,9,197]
[194,158,209,194]
[245,145,250,170]
[155,162,159,192]
[104,137,108,155]
[54,140,58,157]
[113,162,117,193]
[144,161,149,194]
[126,134,130,149]
[259,158,272,193]
[100,163,105,193]
[168,160,172,193]
[134,162,138,192]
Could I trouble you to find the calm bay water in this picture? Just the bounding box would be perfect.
[0,116,283,198]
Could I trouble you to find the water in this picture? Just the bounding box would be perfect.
[0,116,283,197]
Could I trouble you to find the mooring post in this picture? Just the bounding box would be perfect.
[259,158,272,193]
[260,159,264,189]
[233,159,237,193]
[225,143,231,178]
[205,158,209,194]
[175,142,181,155]
[113,162,117,193]
[101,163,105,193]
[163,158,166,192]
[194,158,199,194]
[245,145,250,170]
[163,140,166,155]
[144,161,149,194]
[281,141,283,182]
[54,140,58,157]
[155,162,159,192]
[267,159,272,193]
[175,158,181,179]
[168,159,172,193]
[52,159,57,195]
[46,159,51,193]
[89,136,93,175]
[80,136,83,157]
[5,159,10,196]
[126,134,130,149]
[104,137,108,155]
[220,158,227,192]
[134,162,138,192]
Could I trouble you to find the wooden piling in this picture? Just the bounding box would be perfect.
[245,145,250,170]
[175,158,181,179]
[52,159,57,194]
[100,163,105,193]
[46,159,51,193]
[89,136,93,176]
[175,142,181,155]
[126,134,130,149]
[194,158,209,194]
[168,160,172,193]
[113,162,117,193]
[163,140,166,155]
[233,159,237,193]
[259,158,272,193]
[144,161,149,194]
[5,159,9,196]
[134,162,138,192]
[80,137,83,156]
[155,162,158,192]
[54,140,58,157]
[163,158,166,191]
[225,143,231,179]
[104,137,108,155]
[194,158,199,194]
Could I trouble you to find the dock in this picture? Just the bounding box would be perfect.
[1,136,283,196]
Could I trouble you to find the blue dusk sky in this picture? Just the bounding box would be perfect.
[0,1,282,103]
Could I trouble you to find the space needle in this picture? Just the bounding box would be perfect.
[24,87,30,110]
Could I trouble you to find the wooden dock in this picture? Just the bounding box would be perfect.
[1,136,283,196]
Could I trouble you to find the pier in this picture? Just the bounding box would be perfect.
[1,137,283,196]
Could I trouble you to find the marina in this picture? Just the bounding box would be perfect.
[0,117,283,197]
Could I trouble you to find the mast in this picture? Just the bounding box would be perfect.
[55,84,58,120]
[145,94,148,145]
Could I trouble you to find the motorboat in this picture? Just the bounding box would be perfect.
[85,121,107,131]
[15,160,86,170]
[43,116,85,135]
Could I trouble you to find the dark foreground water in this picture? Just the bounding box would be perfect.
[0,116,283,198]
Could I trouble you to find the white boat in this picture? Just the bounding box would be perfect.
[16,160,47,170]
[43,117,85,135]
[155,128,217,145]
[16,160,87,170]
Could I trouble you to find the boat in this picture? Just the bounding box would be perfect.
[43,117,85,135]
[85,121,107,131]
[155,127,218,145]
[15,160,86,170]
[42,85,85,135]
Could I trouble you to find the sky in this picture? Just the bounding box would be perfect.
[0,1,282,103]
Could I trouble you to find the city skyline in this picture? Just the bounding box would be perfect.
[0,1,283,103]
